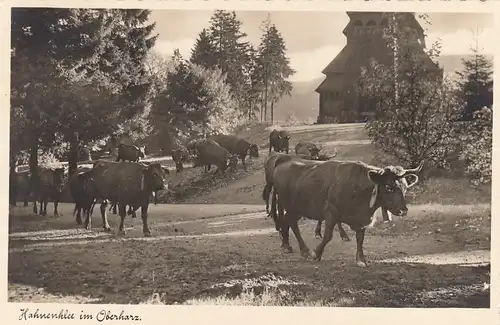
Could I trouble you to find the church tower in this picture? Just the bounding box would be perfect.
[315,12,443,124]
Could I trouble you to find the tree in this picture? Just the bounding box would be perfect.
[455,28,493,121]
[11,8,158,176]
[256,16,295,122]
[149,51,241,153]
[190,28,218,70]
[358,13,463,169]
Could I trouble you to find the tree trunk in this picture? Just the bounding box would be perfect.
[271,101,274,123]
[264,73,268,122]
[260,93,264,122]
[68,133,79,177]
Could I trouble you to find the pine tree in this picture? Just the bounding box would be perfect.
[256,16,295,122]
[455,30,493,121]
[190,28,218,69]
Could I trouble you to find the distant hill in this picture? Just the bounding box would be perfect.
[273,54,493,122]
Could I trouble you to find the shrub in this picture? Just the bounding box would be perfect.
[458,106,492,186]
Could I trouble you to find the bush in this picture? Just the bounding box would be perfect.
[458,106,492,186]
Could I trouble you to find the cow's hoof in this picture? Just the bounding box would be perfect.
[356,260,368,268]
[315,233,322,239]
[76,218,82,225]
[85,225,91,230]
[103,227,112,233]
[301,250,316,260]
[341,237,351,242]
[281,245,293,253]
[117,230,126,236]
[143,232,152,237]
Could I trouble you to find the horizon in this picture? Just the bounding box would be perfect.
[149,11,494,83]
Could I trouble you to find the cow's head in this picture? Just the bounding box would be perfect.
[278,131,290,150]
[143,163,169,193]
[308,146,321,160]
[367,161,423,217]
[248,144,259,158]
[228,154,239,171]
[53,168,66,193]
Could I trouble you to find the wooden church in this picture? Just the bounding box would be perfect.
[315,12,443,124]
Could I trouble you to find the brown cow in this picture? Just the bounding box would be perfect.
[32,166,66,217]
[295,141,322,160]
[191,140,238,177]
[10,170,32,207]
[116,144,146,162]
[82,160,168,236]
[262,152,350,241]
[269,129,290,154]
[171,147,191,173]
[270,159,423,267]
[209,134,259,169]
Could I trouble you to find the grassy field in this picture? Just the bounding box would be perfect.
[8,122,491,307]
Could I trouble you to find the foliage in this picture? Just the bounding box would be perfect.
[358,13,463,169]
[150,51,242,151]
[455,43,493,121]
[458,107,492,186]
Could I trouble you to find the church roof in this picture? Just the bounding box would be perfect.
[321,45,355,75]
[315,75,346,93]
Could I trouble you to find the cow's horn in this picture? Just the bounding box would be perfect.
[403,161,424,176]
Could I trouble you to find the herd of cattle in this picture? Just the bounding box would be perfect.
[9,127,424,267]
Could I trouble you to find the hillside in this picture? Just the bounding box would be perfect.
[273,54,493,122]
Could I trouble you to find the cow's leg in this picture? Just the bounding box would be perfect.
[240,155,247,169]
[117,203,127,235]
[313,206,338,261]
[141,201,151,237]
[83,203,92,230]
[32,196,38,214]
[75,203,83,225]
[337,222,350,241]
[262,184,272,214]
[100,200,112,232]
[23,195,28,207]
[289,216,315,259]
[355,229,368,267]
[53,197,60,218]
[314,220,323,239]
[278,204,293,253]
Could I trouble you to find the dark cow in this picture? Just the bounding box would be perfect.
[270,159,423,267]
[82,160,168,236]
[295,141,322,160]
[262,152,350,241]
[171,147,191,173]
[116,144,146,162]
[209,134,259,169]
[10,170,32,207]
[32,166,66,217]
[269,129,291,154]
[107,161,169,218]
[192,140,238,177]
[68,166,93,225]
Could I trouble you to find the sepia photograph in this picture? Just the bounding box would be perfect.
[8,6,492,310]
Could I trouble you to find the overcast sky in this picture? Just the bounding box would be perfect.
[149,11,494,82]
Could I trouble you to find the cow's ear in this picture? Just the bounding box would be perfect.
[404,173,419,188]
[367,170,385,185]
[162,167,170,175]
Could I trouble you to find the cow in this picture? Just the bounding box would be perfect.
[171,147,191,173]
[262,152,350,242]
[269,129,290,154]
[209,134,259,169]
[191,140,238,177]
[68,166,93,225]
[32,166,67,217]
[270,159,423,267]
[10,170,32,207]
[115,144,146,162]
[81,160,168,236]
[295,141,322,160]
[107,161,168,218]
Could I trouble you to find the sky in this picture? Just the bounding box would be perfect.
[149,11,494,82]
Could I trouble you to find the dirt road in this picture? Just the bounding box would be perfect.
[8,202,490,307]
